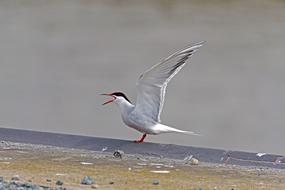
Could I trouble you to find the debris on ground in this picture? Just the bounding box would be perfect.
[113,150,124,159]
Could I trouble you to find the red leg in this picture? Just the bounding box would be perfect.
[134,134,147,143]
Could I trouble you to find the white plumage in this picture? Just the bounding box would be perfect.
[102,41,205,143]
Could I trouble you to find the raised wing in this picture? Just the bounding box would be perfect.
[133,41,205,122]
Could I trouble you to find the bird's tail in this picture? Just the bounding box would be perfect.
[156,124,201,136]
[177,129,202,136]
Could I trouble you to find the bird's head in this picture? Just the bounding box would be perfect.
[101,92,131,105]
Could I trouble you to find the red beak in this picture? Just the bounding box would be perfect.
[101,93,116,105]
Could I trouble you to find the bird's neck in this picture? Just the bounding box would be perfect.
[115,99,134,114]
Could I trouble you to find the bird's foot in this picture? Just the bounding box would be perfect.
[133,134,147,143]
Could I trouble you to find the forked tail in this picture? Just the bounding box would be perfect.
[156,124,201,136]
[177,129,201,136]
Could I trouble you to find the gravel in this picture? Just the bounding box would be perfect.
[0,180,44,190]
[0,179,71,190]
[0,175,97,189]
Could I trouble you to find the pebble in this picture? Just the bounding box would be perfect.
[55,187,65,190]
[109,181,114,185]
[11,175,20,181]
[40,185,51,189]
[152,179,160,185]
[81,176,95,185]
[46,179,52,182]
[190,157,199,165]
[91,184,99,189]
[113,150,124,159]
[56,180,63,186]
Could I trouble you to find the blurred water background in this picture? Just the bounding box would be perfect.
[0,0,284,154]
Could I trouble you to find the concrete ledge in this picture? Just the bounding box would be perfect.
[0,127,284,169]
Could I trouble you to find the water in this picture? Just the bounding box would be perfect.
[0,0,284,154]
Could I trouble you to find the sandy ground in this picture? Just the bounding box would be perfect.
[0,141,284,190]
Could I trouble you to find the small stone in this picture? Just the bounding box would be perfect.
[190,158,199,165]
[0,183,5,190]
[109,181,114,185]
[11,175,20,181]
[40,185,50,189]
[10,181,18,185]
[46,179,52,182]
[22,183,38,189]
[113,150,124,159]
[91,184,99,189]
[56,180,63,186]
[81,176,94,185]
[152,179,159,185]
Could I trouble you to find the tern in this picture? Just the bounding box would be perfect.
[101,41,205,143]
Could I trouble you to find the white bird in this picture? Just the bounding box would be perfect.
[101,41,205,143]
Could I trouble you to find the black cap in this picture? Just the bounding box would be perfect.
[111,92,131,103]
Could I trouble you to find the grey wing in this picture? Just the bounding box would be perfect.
[133,41,205,123]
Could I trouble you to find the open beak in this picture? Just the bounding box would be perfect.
[100,93,116,105]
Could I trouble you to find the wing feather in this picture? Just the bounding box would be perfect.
[134,41,205,122]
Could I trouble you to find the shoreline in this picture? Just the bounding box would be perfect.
[0,141,285,190]
[0,127,284,169]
